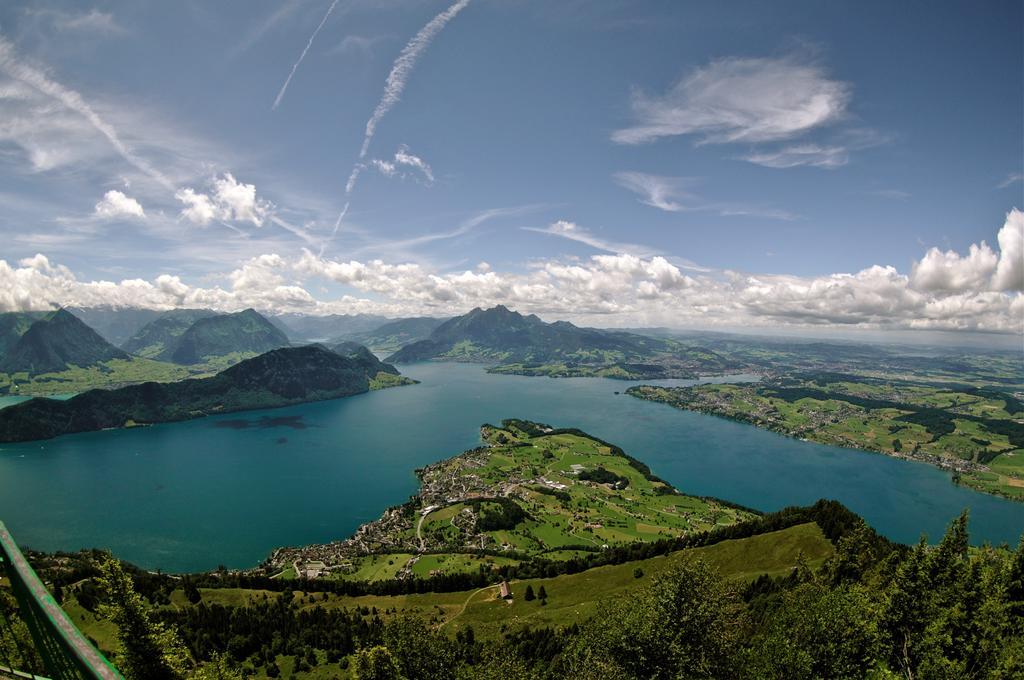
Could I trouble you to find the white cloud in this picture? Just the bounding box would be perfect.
[212,173,272,226]
[94,190,145,220]
[912,209,1023,294]
[911,243,999,293]
[612,55,850,146]
[613,171,798,220]
[357,0,472,160]
[613,172,691,211]
[174,188,220,226]
[0,211,1020,335]
[371,159,397,177]
[53,9,125,35]
[741,144,848,169]
[370,145,435,184]
[394,145,435,183]
[176,173,273,227]
[523,220,657,257]
[997,173,1024,189]
[328,34,389,57]
[0,38,173,190]
[992,208,1023,292]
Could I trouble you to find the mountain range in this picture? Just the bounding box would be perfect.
[120,309,219,359]
[122,308,289,365]
[335,316,447,353]
[386,305,738,378]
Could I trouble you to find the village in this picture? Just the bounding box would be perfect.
[262,420,751,581]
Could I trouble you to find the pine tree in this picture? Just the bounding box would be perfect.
[96,555,192,680]
[524,585,536,601]
[538,585,547,600]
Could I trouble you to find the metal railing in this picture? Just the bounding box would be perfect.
[0,522,122,680]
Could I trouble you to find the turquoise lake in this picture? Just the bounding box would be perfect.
[1,362,1022,573]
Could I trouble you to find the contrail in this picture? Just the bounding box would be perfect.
[272,0,342,110]
[324,0,471,253]
[356,0,471,160]
[320,201,350,257]
[0,37,175,191]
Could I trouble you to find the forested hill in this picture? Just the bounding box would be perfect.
[0,344,403,442]
[120,309,218,359]
[0,309,129,374]
[167,308,290,365]
[386,305,737,378]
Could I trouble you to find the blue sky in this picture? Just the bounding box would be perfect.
[0,0,1021,339]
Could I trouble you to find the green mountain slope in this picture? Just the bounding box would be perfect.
[387,305,738,378]
[121,309,218,359]
[0,344,406,442]
[0,309,129,374]
[169,309,290,365]
[0,311,45,357]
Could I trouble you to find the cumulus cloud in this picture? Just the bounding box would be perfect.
[912,208,1023,294]
[176,173,273,227]
[1,211,1020,335]
[612,55,850,146]
[911,243,999,293]
[992,208,1023,292]
[93,190,145,220]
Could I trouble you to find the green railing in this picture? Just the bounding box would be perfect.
[0,522,122,680]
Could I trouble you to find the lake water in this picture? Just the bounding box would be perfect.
[1,362,1022,573]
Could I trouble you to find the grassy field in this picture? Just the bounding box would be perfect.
[629,379,1024,501]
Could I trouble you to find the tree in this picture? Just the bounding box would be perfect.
[524,585,536,601]
[538,586,547,600]
[633,567,644,579]
[96,555,192,680]
[381,617,458,679]
[558,560,744,679]
[183,580,201,605]
[189,654,244,680]
[353,646,402,680]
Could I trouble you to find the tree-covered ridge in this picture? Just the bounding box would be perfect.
[167,309,291,365]
[628,374,1024,502]
[0,344,408,443]
[268,419,753,582]
[386,305,739,379]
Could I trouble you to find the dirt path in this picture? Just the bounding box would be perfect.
[440,584,500,628]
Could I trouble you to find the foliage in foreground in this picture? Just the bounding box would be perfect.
[53,510,1022,680]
